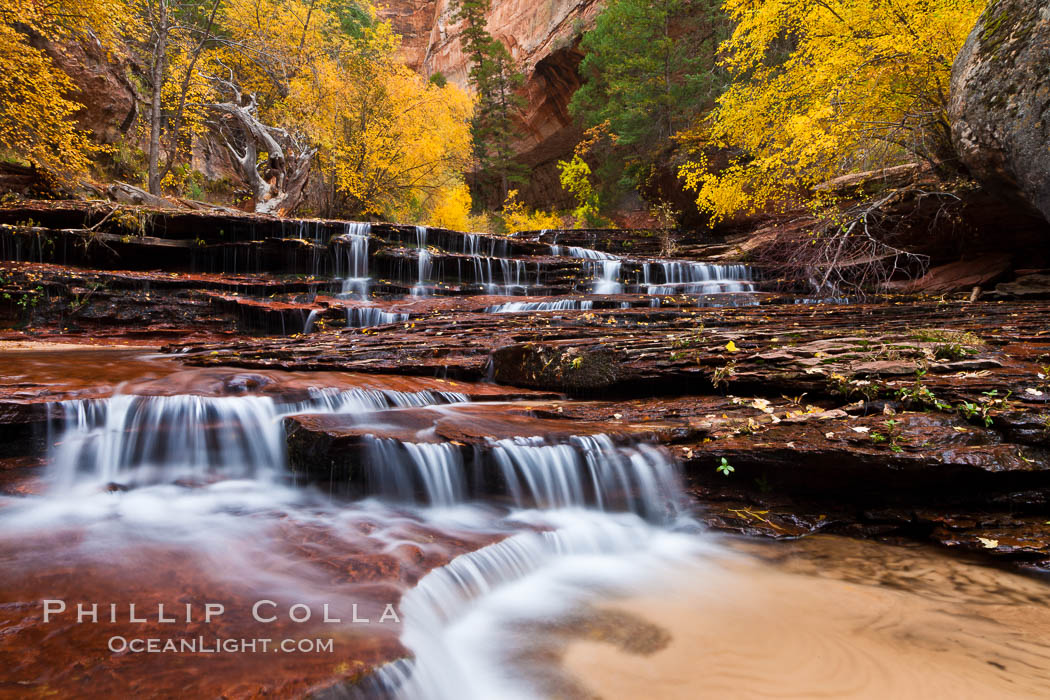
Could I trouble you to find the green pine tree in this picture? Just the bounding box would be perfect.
[569,0,728,203]
[451,0,526,205]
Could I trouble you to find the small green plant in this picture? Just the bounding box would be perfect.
[912,328,984,360]
[871,419,904,452]
[716,457,735,476]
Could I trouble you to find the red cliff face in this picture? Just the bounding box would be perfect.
[379,0,605,206]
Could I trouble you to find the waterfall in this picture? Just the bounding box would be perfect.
[300,387,469,413]
[645,261,754,295]
[346,307,409,328]
[347,433,681,520]
[336,223,372,299]
[458,233,509,258]
[485,300,593,313]
[303,309,321,334]
[48,395,288,489]
[364,438,467,506]
[592,260,623,294]
[47,388,469,491]
[490,434,681,520]
[363,512,706,700]
[468,256,529,295]
[412,226,432,297]
[565,246,617,260]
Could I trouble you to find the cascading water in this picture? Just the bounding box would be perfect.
[465,256,530,295]
[336,222,372,299]
[645,261,755,296]
[346,432,681,520]
[303,309,321,334]
[412,226,432,297]
[490,434,682,520]
[48,394,288,490]
[47,386,469,491]
[364,438,467,506]
[592,260,624,294]
[346,307,409,328]
[361,511,708,700]
[485,300,593,313]
[564,246,616,260]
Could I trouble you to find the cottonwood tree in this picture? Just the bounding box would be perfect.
[216,0,473,220]
[129,0,224,195]
[0,0,126,180]
[680,0,984,221]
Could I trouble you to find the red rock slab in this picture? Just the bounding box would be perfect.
[0,505,504,698]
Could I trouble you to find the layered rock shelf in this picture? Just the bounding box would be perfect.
[3,199,1050,572]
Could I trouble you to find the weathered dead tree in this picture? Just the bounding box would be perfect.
[206,74,315,215]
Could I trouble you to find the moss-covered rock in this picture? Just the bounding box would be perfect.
[491,342,622,392]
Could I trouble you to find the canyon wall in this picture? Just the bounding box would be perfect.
[379,0,606,206]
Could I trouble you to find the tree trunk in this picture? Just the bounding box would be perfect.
[208,84,315,215]
[147,0,169,196]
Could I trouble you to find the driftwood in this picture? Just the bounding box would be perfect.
[107,182,183,209]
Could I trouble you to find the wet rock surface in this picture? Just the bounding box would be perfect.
[3,200,1050,572]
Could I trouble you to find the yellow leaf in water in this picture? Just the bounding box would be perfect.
[977,537,999,549]
[725,340,739,352]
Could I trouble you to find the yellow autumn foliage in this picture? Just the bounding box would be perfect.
[501,190,562,234]
[0,0,127,178]
[218,0,473,221]
[680,0,983,221]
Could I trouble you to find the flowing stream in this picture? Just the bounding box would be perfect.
[1,351,1049,698]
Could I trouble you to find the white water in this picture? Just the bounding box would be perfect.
[303,308,321,334]
[412,226,432,297]
[365,438,468,507]
[592,260,623,295]
[644,261,754,296]
[490,435,681,520]
[28,358,718,700]
[365,511,711,700]
[468,256,529,295]
[564,246,617,260]
[485,300,593,313]
[337,223,372,299]
[47,387,468,492]
[346,306,409,328]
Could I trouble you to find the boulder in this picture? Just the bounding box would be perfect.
[949,0,1050,224]
[990,272,1050,299]
[893,253,1012,294]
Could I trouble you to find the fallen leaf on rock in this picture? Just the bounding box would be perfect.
[851,426,870,433]
[977,537,999,549]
